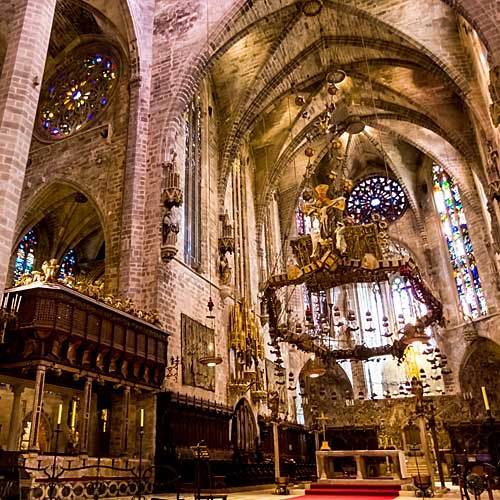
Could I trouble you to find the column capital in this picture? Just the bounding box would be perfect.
[11,384,24,395]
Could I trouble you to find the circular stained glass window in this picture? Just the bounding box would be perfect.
[347,175,407,223]
[37,50,119,140]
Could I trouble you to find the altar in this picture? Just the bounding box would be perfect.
[316,450,409,481]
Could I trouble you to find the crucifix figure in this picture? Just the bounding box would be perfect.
[316,411,331,451]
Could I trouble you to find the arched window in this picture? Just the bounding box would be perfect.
[184,95,202,269]
[59,249,77,279]
[432,164,487,319]
[295,199,318,236]
[14,230,37,282]
[391,276,426,324]
[37,51,119,140]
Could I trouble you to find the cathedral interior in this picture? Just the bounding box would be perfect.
[0,0,499,499]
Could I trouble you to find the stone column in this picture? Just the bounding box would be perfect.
[117,31,154,300]
[351,360,367,399]
[0,0,56,293]
[29,366,46,450]
[418,416,435,487]
[7,384,24,450]
[355,455,365,479]
[273,422,280,480]
[120,386,131,456]
[79,377,93,454]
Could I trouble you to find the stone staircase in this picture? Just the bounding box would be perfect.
[404,454,441,483]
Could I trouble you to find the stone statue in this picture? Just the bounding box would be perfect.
[41,259,59,282]
[218,253,232,286]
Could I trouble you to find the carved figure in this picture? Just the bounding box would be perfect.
[123,298,135,314]
[42,259,60,282]
[31,271,43,282]
[335,222,347,254]
[218,253,232,285]
[121,359,129,378]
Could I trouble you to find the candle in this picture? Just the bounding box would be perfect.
[57,403,63,426]
[15,295,22,312]
[481,386,490,411]
[140,408,144,428]
[70,400,76,429]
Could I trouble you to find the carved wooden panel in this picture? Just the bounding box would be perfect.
[181,314,215,391]
[3,285,169,387]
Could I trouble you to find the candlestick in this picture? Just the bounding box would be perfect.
[70,400,76,429]
[481,386,490,411]
[140,408,144,428]
[57,403,63,426]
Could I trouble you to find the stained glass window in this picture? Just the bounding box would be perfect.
[38,52,118,140]
[184,95,202,268]
[347,176,407,224]
[295,208,306,236]
[295,198,320,237]
[14,230,37,282]
[59,249,77,279]
[432,164,487,318]
[391,276,427,324]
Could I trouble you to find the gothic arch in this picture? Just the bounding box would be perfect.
[460,337,500,415]
[231,398,259,461]
[298,359,353,427]
[11,181,108,284]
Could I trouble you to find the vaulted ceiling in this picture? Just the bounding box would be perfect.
[208,0,489,231]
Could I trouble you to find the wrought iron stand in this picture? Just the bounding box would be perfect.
[49,423,62,500]
[132,428,146,500]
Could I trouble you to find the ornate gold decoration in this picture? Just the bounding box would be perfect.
[14,266,162,328]
[262,73,443,368]
[228,302,267,402]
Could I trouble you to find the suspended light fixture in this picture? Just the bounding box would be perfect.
[198,340,223,367]
[303,354,326,379]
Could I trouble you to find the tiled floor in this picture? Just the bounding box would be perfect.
[109,484,500,499]
[135,489,305,499]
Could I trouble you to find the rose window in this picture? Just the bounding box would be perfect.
[347,175,407,223]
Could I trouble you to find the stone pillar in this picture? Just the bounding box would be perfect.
[79,377,93,454]
[29,366,46,450]
[273,422,280,480]
[117,31,154,300]
[355,455,365,479]
[0,0,56,293]
[120,386,131,456]
[418,416,435,487]
[7,384,24,450]
[351,360,367,399]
